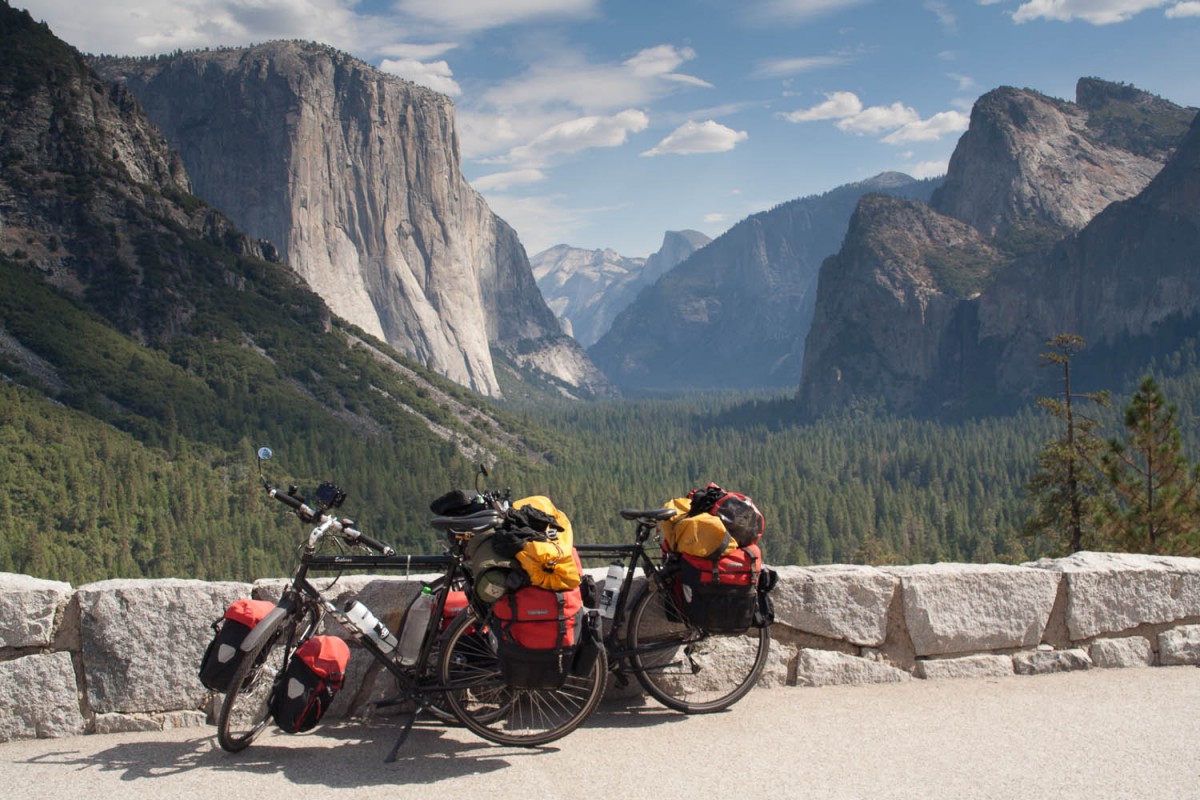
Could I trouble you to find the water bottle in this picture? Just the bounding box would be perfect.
[343,599,399,655]
[599,562,624,619]
[397,585,434,665]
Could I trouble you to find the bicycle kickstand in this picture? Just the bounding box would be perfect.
[385,707,422,763]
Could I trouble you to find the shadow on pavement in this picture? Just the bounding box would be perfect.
[12,699,700,787]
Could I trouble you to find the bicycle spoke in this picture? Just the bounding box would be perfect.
[628,586,769,713]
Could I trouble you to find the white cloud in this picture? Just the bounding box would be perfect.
[508,110,650,166]
[1167,1,1200,15]
[19,0,408,56]
[470,169,547,192]
[478,45,708,116]
[837,102,921,134]
[908,159,950,179]
[947,73,978,93]
[781,90,863,122]
[783,91,965,144]
[1012,0,1174,24]
[378,58,461,96]
[881,110,969,143]
[641,120,749,157]
[704,212,730,223]
[395,0,597,33]
[753,55,850,78]
[925,0,957,30]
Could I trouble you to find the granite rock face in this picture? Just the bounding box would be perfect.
[93,43,610,398]
[798,79,1198,417]
[930,84,1169,237]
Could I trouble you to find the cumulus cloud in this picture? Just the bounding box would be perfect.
[781,91,863,122]
[881,110,969,143]
[378,58,461,96]
[783,90,966,144]
[1012,0,1176,24]
[641,120,749,157]
[379,42,459,60]
[1166,0,1200,15]
[395,0,597,33]
[837,102,921,134]
[508,110,650,166]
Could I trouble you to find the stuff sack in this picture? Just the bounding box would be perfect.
[686,484,765,549]
[467,532,524,604]
[516,539,582,592]
[660,495,736,559]
[430,488,490,517]
[677,545,762,634]
[497,496,581,591]
[489,585,583,690]
[271,635,350,733]
[198,598,276,692]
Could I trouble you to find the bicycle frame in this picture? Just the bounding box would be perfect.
[240,545,475,760]
[576,517,671,666]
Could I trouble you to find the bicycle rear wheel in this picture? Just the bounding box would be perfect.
[627,583,769,713]
[439,609,607,747]
[216,603,318,752]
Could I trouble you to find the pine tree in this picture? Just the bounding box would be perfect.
[1022,335,1111,553]
[1097,376,1200,555]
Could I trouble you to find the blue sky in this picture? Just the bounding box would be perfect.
[15,0,1200,257]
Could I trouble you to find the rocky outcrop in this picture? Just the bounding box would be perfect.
[7,550,1200,742]
[798,79,1198,417]
[930,81,1189,238]
[798,195,1005,416]
[591,173,939,391]
[532,230,709,348]
[92,43,610,398]
[975,111,1200,400]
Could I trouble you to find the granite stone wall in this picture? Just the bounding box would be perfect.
[3,551,1199,743]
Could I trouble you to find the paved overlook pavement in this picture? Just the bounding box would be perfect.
[3,667,1200,800]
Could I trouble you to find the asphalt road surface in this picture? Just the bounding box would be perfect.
[3,666,1198,800]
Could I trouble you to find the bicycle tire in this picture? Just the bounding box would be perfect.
[626,582,769,713]
[216,603,318,752]
[438,607,607,747]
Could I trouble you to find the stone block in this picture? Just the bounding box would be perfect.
[1159,624,1200,666]
[1027,551,1200,640]
[1012,648,1092,675]
[914,653,1013,680]
[77,578,251,714]
[888,563,1061,657]
[1089,636,1154,668]
[0,572,73,649]
[795,648,911,687]
[0,651,85,741]
[773,565,897,647]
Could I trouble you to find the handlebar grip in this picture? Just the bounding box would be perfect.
[269,488,312,520]
[347,530,395,556]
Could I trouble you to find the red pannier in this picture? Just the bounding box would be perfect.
[271,635,350,733]
[198,598,276,692]
[490,585,583,689]
[677,545,762,634]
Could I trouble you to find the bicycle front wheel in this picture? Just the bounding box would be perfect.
[439,608,607,747]
[627,583,769,713]
[216,603,318,752]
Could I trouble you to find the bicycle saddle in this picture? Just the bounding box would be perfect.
[619,508,678,522]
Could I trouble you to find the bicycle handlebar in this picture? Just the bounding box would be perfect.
[266,484,395,556]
